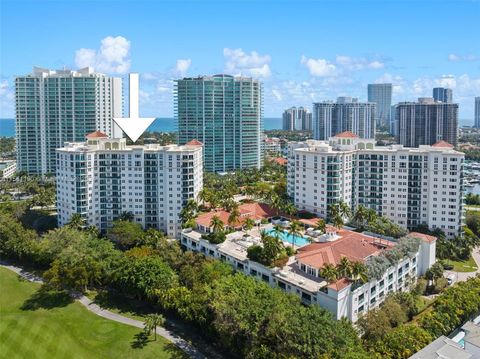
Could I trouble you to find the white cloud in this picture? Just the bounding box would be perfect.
[448,53,478,62]
[301,56,337,77]
[75,36,131,74]
[223,48,271,78]
[175,59,191,77]
[335,55,385,70]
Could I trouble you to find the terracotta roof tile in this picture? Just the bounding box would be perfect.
[408,232,437,243]
[195,202,277,229]
[334,131,359,138]
[185,139,203,146]
[296,228,391,269]
[274,158,288,166]
[86,130,108,139]
[432,140,454,148]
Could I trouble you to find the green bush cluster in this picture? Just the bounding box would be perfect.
[0,208,368,359]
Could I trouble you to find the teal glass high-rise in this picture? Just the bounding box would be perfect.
[175,74,263,173]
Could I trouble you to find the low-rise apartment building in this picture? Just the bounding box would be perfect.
[181,219,436,322]
[0,160,16,179]
[287,132,464,238]
[56,131,203,238]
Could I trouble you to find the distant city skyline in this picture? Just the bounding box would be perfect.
[0,0,479,122]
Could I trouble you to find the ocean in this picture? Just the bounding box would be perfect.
[0,118,282,137]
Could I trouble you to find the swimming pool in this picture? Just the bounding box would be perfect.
[265,228,310,247]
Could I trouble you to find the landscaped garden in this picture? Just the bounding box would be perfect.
[0,267,187,359]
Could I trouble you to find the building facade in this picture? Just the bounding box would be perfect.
[287,133,464,239]
[475,97,480,128]
[368,83,392,128]
[175,75,263,173]
[181,223,436,323]
[282,106,313,131]
[433,87,453,103]
[0,160,16,179]
[15,67,123,175]
[56,132,203,238]
[312,97,376,140]
[395,98,458,147]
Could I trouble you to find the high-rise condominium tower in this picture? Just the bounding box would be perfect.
[175,75,263,173]
[287,134,464,239]
[312,97,376,140]
[15,67,122,175]
[56,133,203,238]
[282,106,312,131]
[475,97,480,128]
[368,83,392,129]
[433,87,453,103]
[395,97,458,147]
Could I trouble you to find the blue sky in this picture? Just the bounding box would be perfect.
[1,0,479,122]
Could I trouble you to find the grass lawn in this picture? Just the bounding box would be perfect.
[444,256,478,272]
[0,267,187,359]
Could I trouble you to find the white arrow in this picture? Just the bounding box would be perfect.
[114,73,155,143]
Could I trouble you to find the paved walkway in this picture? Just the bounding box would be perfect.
[444,246,480,283]
[1,263,206,359]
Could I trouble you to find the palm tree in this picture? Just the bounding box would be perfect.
[210,215,224,233]
[288,220,302,250]
[283,202,297,218]
[315,219,326,233]
[228,206,241,227]
[243,218,255,233]
[332,214,344,229]
[143,313,165,341]
[67,213,85,230]
[85,225,100,238]
[351,261,368,284]
[272,224,284,239]
[337,257,353,278]
[353,205,368,228]
[179,199,198,224]
[365,208,378,226]
[329,203,340,220]
[320,264,339,283]
[337,200,351,219]
[119,211,134,222]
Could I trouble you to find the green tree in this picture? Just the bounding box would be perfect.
[315,218,326,233]
[288,220,302,249]
[143,313,165,341]
[425,262,444,285]
[107,220,144,250]
[119,211,134,222]
[66,213,85,230]
[243,217,255,232]
[375,325,432,359]
[227,205,240,227]
[210,215,224,233]
[320,263,339,283]
[351,261,368,284]
[337,257,353,278]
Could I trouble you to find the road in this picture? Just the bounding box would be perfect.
[1,263,206,359]
[444,246,480,284]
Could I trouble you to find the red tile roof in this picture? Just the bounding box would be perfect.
[185,139,203,146]
[328,278,352,291]
[273,157,288,166]
[86,130,108,139]
[195,202,278,229]
[334,131,358,138]
[432,140,454,148]
[408,232,437,243]
[296,228,392,269]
